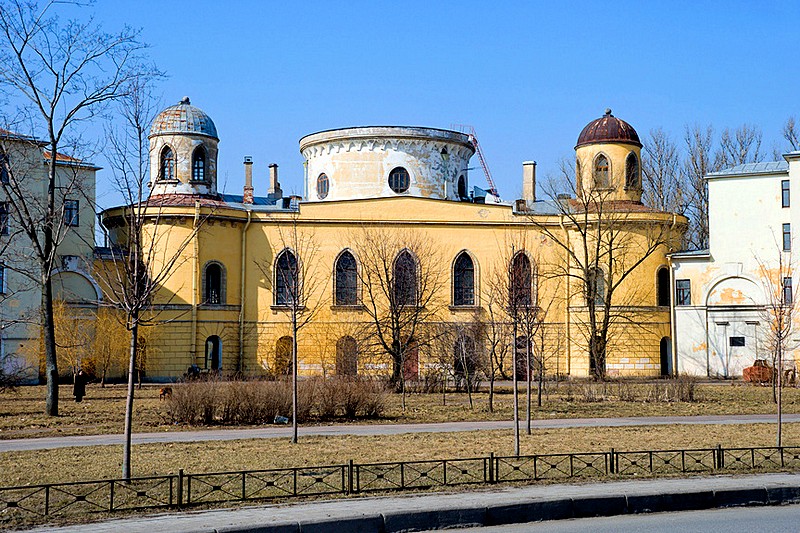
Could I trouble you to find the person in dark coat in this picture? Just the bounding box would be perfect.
[73,369,89,402]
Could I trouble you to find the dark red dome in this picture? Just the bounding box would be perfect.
[576,109,641,149]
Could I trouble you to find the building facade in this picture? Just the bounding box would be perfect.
[101,100,686,381]
[672,157,800,377]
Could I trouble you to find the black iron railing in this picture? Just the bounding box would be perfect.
[3,445,799,521]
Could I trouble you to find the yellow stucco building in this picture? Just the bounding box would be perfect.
[101,100,686,381]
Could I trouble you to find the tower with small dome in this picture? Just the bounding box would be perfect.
[149,97,219,197]
[575,109,643,204]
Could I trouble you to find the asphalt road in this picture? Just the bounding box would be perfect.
[1,413,798,452]
[437,503,800,532]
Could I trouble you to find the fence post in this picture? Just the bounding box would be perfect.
[109,480,114,512]
[241,471,247,501]
[348,460,354,494]
[610,448,614,475]
[717,445,724,470]
[177,469,184,508]
[488,453,495,484]
[45,485,50,516]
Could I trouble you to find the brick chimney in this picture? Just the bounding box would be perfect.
[268,163,282,199]
[243,156,254,204]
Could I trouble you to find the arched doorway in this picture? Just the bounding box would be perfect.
[206,335,221,371]
[657,267,670,307]
[336,336,358,376]
[660,337,671,376]
[275,336,293,375]
[403,342,419,380]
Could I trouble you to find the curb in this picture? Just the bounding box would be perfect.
[209,485,800,533]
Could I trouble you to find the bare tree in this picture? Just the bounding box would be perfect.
[782,117,799,152]
[353,227,444,411]
[532,162,682,381]
[0,0,150,415]
[98,79,204,480]
[682,125,718,251]
[256,214,326,443]
[717,124,764,168]
[755,243,797,447]
[642,128,686,214]
[476,301,509,413]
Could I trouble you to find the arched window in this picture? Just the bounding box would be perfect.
[335,250,358,305]
[206,335,221,371]
[192,146,206,182]
[587,267,605,305]
[657,267,670,306]
[160,146,175,181]
[336,336,358,376]
[453,251,475,306]
[394,250,417,306]
[275,336,293,375]
[316,173,329,199]
[388,167,410,193]
[625,152,640,189]
[593,154,609,188]
[203,262,225,305]
[509,252,532,308]
[457,175,467,199]
[275,249,299,306]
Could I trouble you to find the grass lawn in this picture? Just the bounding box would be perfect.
[0,422,798,487]
[0,380,799,439]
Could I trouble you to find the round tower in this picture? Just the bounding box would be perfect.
[299,126,475,202]
[149,97,219,196]
[575,109,643,203]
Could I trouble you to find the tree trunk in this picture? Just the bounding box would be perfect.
[43,280,58,416]
[512,322,520,457]
[777,345,783,447]
[122,317,139,480]
[526,341,531,435]
[291,309,299,444]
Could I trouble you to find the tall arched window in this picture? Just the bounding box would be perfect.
[206,335,221,371]
[336,336,358,376]
[160,146,175,181]
[625,152,640,188]
[203,262,225,304]
[394,250,417,306]
[335,250,358,305]
[457,175,467,199]
[509,252,532,308]
[657,266,670,306]
[453,251,475,306]
[587,267,605,305]
[593,154,609,188]
[275,336,293,375]
[275,249,299,306]
[192,146,206,182]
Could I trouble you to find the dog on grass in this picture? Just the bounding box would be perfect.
[159,386,173,400]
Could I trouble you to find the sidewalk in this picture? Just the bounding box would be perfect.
[23,472,800,533]
[2,413,798,452]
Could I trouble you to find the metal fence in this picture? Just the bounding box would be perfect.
[3,445,799,521]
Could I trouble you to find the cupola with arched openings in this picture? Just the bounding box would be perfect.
[574,109,643,203]
[148,97,219,197]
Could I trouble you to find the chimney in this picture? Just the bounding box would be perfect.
[268,163,282,199]
[243,156,254,204]
[522,161,536,203]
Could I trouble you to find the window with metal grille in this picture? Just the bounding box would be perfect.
[334,250,357,305]
[676,279,691,306]
[388,167,410,193]
[160,146,175,181]
[784,223,792,251]
[192,147,206,182]
[317,173,329,199]
[594,154,609,188]
[783,276,793,305]
[275,250,299,306]
[453,251,475,306]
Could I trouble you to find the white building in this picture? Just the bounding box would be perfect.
[671,155,800,377]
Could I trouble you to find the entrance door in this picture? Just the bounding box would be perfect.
[660,337,671,376]
[206,335,221,371]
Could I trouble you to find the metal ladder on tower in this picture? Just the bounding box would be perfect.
[451,124,501,202]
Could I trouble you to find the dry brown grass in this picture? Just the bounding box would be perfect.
[1,422,799,487]
[1,381,800,439]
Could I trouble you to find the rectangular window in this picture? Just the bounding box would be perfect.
[784,223,792,251]
[0,202,7,235]
[0,263,5,294]
[784,277,793,305]
[675,279,691,306]
[0,152,8,184]
[729,336,745,347]
[782,180,791,208]
[64,199,79,227]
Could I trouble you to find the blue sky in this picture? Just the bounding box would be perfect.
[83,1,800,207]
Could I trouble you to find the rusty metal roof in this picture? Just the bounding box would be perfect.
[150,97,218,139]
[576,109,641,149]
